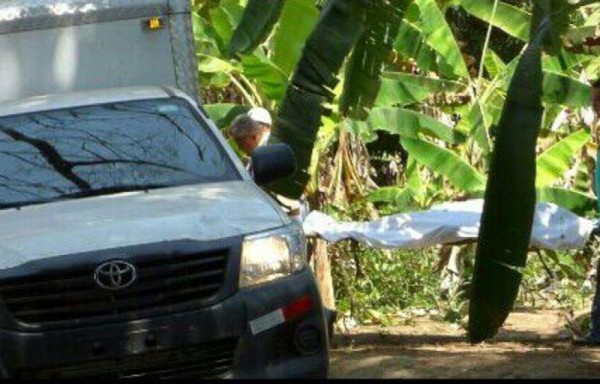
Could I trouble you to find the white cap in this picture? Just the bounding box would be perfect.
[247,107,272,126]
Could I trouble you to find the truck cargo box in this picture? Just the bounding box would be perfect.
[0,0,199,103]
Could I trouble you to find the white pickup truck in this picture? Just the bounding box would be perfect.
[0,0,328,379]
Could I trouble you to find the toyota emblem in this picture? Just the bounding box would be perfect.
[94,260,137,290]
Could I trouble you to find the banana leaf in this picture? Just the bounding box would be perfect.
[367,186,416,210]
[401,137,486,193]
[376,78,431,107]
[543,49,592,73]
[456,0,531,41]
[366,107,467,144]
[543,72,591,108]
[394,20,439,74]
[483,49,506,79]
[414,0,469,78]
[455,99,493,154]
[536,129,591,188]
[376,72,466,107]
[493,56,590,109]
[204,0,244,55]
[537,187,597,216]
[340,0,410,118]
[467,14,550,343]
[240,52,289,102]
[531,0,571,56]
[270,0,320,76]
[227,0,285,57]
[270,0,367,198]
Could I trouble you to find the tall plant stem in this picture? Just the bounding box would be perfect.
[238,73,264,106]
[477,0,499,82]
[228,74,257,107]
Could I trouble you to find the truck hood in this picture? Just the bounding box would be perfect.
[0,181,287,270]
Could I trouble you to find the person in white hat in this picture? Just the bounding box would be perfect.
[227,107,272,159]
[246,106,272,148]
[247,106,272,129]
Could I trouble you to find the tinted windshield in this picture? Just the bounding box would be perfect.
[0,98,239,208]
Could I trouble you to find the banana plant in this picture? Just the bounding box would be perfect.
[194,0,600,332]
[468,10,548,343]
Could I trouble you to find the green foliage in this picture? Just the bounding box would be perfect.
[536,129,591,187]
[468,11,547,343]
[356,107,466,144]
[269,0,367,199]
[456,0,531,41]
[340,0,411,118]
[537,187,597,216]
[329,200,442,324]
[376,72,466,107]
[227,0,285,56]
[401,137,486,193]
[240,52,289,101]
[415,0,469,78]
[332,243,442,325]
[194,0,600,329]
[271,0,320,76]
[543,72,591,107]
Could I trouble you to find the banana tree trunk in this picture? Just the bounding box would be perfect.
[312,238,336,310]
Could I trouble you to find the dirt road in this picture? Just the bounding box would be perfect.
[329,309,600,378]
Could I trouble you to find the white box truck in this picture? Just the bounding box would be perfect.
[0,0,328,378]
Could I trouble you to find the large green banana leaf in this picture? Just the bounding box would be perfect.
[537,187,597,216]
[495,58,590,109]
[196,1,289,104]
[414,0,469,78]
[240,52,289,101]
[394,20,439,74]
[536,129,592,187]
[483,49,507,78]
[376,72,466,107]
[543,72,591,107]
[270,0,367,198]
[455,99,493,154]
[340,0,410,118]
[270,0,320,76]
[400,137,486,193]
[367,186,416,210]
[456,0,531,41]
[227,0,285,56]
[366,107,467,144]
[467,12,549,343]
[204,0,244,55]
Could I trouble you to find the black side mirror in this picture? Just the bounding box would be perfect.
[251,143,296,186]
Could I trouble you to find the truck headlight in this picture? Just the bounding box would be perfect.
[240,224,307,288]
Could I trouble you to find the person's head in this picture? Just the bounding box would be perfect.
[592,78,600,116]
[228,114,267,156]
[247,106,272,142]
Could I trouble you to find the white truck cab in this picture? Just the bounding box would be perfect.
[0,0,328,379]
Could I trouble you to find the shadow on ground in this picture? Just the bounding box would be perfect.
[329,309,600,379]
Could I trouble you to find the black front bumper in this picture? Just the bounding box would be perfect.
[0,269,329,379]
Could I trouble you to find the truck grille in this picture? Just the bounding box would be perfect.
[0,250,229,326]
[17,338,238,379]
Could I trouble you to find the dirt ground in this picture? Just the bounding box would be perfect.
[329,309,600,378]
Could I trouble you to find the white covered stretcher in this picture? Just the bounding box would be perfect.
[302,199,595,251]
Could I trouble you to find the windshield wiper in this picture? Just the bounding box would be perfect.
[0,184,172,210]
[56,184,174,200]
[0,202,26,210]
